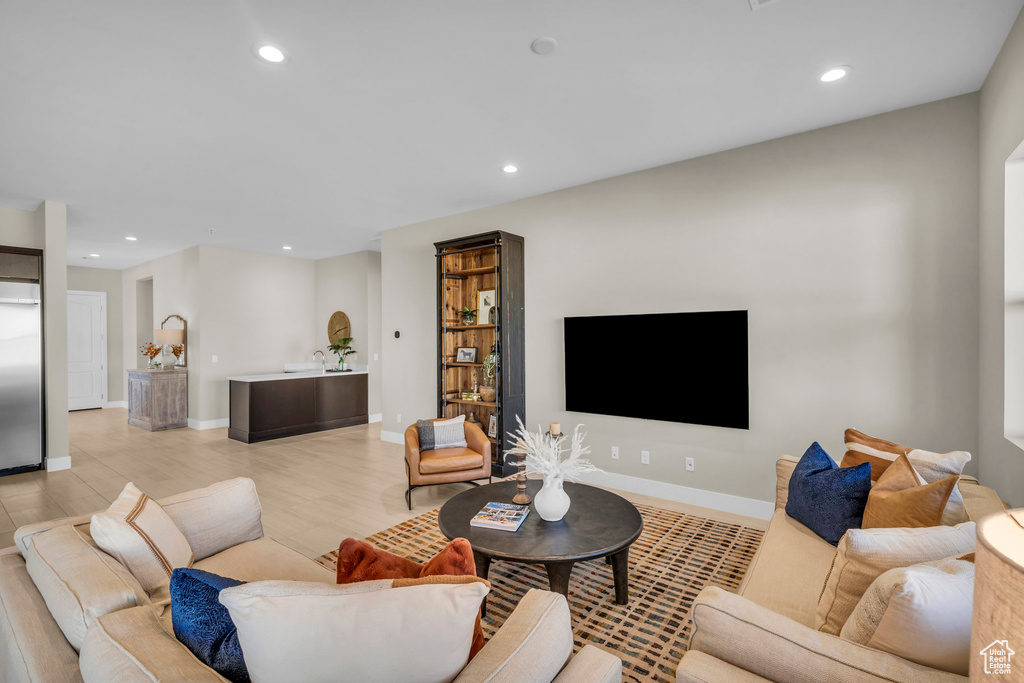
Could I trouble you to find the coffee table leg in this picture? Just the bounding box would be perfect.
[610,548,629,605]
[475,554,491,618]
[545,562,574,597]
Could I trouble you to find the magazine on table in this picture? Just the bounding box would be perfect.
[469,502,530,531]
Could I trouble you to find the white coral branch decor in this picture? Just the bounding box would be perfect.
[507,416,601,481]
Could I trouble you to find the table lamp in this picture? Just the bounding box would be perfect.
[970,508,1024,678]
[154,327,185,367]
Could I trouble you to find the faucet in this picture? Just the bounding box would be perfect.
[312,350,325,374]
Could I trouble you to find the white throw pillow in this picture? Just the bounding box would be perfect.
[90,483,194,594]
[219,579,489,683]
[815,522,975,635]
[840,557,974,676]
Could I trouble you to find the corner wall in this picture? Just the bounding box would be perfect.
[381,94,981,506]
[979,10,1024,506]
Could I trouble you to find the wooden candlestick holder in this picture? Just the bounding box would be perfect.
[512,448,531,504]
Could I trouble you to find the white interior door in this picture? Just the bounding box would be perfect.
[67,291,106,411]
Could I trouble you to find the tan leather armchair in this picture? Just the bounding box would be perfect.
[404,420,491,509]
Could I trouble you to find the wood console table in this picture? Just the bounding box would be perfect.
[128,369,188,431]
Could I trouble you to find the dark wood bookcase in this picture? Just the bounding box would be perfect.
[435,231,525,477]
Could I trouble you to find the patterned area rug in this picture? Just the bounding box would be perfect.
[316,504,763,683]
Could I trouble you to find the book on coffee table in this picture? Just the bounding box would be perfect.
[469,502,530,531]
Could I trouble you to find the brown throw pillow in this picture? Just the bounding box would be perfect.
[840,429,911,479]
[862,455,958,529]
[335,537,485,658]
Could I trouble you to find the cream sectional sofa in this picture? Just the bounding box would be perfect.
[675,456,1006,683]
[0,477,621,683]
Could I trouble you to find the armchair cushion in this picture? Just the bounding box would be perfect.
[688,587,966,683]
[219,579,488,683]
[420,447,486,474]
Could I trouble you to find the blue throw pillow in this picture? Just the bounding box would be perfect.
[170,568,249,683]
[785,442,871,546]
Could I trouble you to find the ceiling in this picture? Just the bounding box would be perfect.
[1,0,1021,270]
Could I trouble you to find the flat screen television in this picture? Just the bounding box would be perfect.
[564,310,748,429]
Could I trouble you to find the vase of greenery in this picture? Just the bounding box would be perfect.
[328,337,356,371]
[480,345,498,402]
[460,307,477,325]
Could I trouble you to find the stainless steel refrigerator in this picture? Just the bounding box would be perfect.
[0,281,43,472]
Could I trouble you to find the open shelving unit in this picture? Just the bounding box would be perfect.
[435,231,525,477]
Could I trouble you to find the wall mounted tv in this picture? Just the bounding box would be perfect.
[564,310,748,430]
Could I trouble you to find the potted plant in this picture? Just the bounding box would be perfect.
[140,342,162,369]
[328,337,356,371]
[460,306,477,325]
[480,345,498,402]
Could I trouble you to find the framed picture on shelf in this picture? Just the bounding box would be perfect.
[456,347,478,363]
[487,414,498,439]
[478,290,496,325]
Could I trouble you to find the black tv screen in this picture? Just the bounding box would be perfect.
[564,311,748,429]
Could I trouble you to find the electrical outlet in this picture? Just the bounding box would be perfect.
[212,355,218,363]
[611,446,619,460]
[686,457,695,472]
[641,450,650,465]
[397,413,401,423]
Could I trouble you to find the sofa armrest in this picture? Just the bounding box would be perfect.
[676,651,771,683]
[688,587,966,683]
[156,478,263,561]
[454,589,573,683]
[775,455,799,510]
[80,606,228,682]
[958,477,1006,522]
[552,645,621,683]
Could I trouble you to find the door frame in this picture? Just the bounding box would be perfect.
[67,289,108,409]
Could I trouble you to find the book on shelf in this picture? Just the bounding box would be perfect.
[469,502,530,532]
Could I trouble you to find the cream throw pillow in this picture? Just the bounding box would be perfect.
[842,429,971,526]
[840,557,974,676]
[219,579,489,683]
[815,522,975,635]
[90,483,194,594]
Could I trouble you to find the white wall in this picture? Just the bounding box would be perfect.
[979,8,1024,506]
[68,266,125,403]
[198,246,316,422]
[0,202,69,470]
[314,250,382,416]
[381,94,981,505]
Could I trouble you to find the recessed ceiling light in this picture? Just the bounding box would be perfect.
[256,44,286,63]
[502,165,518,174]
[819,66,851,83]
[530,37,558,56]
[88,254,100,258]
[125,236,137,241]
[282,245,292,250]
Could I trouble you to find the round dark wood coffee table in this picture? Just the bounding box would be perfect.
[437,480,643,609]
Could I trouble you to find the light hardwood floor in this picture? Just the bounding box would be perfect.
[0,408,766,557]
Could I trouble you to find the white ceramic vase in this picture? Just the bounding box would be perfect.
[534,475,570,522]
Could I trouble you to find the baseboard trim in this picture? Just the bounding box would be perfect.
[103,401,128,409]
[187,418,231,430]
[576,470,774,521]
[46,456,72,472]
[381,430,404,445]
[369,413,382,423]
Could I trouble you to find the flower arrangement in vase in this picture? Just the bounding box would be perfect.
[508,416,601,522]
[140,342,162,369]
[171,344,184,366]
